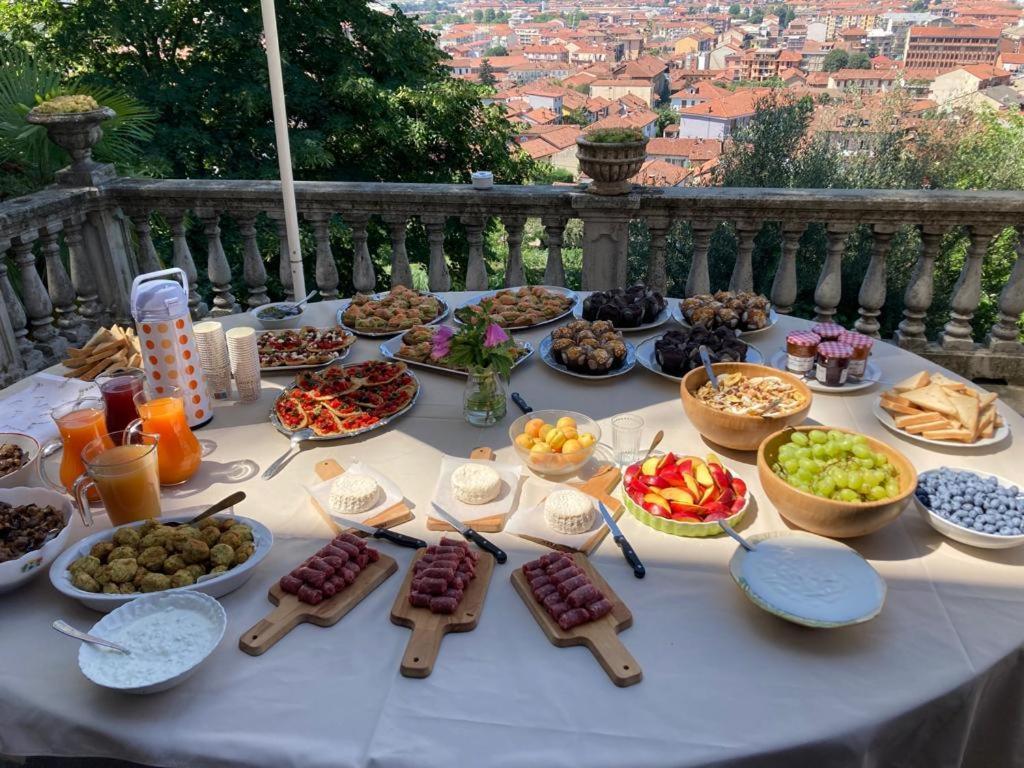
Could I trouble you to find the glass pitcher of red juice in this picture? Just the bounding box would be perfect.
[97,370,146,435]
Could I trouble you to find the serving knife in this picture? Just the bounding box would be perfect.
[430,502,507,563]
[330,515,427,550]
[511,392,533,414]
[598,500,645,579]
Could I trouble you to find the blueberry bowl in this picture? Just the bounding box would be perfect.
[914,468,1024,550]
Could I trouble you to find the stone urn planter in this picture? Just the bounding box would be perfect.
[26,99,116,186]
[575,129,649,195]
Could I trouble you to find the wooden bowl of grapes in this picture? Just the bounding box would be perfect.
[757,426,918,539]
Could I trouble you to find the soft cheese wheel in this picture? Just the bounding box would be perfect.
[450,463,502,505]
[329,474,381,514]
[544,489,595,534]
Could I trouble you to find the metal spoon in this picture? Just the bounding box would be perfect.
[719,519,756,552]
[699,345,720,390]
[285,290,317,313]
[638,430,664,465]
[166,491,247,527]
[52,620,131,655]
[262,427,314,480]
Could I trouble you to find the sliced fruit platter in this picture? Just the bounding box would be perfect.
[337,286,449,337]
[257,327,355,371]
[270,361,419,440]
[453,286,577,330]
[622,452,749,537]
[379,324,534,377]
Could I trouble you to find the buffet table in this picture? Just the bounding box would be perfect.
[2,293,1023,768]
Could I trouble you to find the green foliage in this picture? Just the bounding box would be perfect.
[584,127,644,143]
[656,106,678,135]
[847,51,871,69]
[822,49,849,72]
[942,110,1024,191]
[447,300,518,377]
[749,9,764,23]
[728,4,742,15]
[563,107,589,127]
[529,163,574,185]
[483,44,508,57]
[479,59,497,88]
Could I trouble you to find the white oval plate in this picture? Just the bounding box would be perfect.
[768,349,881,393]
[539,336,636,380]
[729,530,886,628]
[872,400,1009,449]
[915,468,1024,550]
[635,335,763,382]
[672,303,779,338]
[571,301,670,333]
[452,285,578,330]
[50,514,273,613]
[336,291,449,338]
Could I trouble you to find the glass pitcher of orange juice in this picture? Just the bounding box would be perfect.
[125,384,201,485]
[41,397,110,498]
[74,431,162,526]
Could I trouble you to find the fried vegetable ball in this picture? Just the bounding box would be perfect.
[89,541,114,562]
[181,538,209,564]
[69,555,101,577]
[133,567,150,588]
[231,524,254,543]
[197,517,219,529]
[199,526,221,547]
[137,546,168,571]
[209,543,234,567]
[208,565,228,576]
[102,583,120,594]
[119,583,137,594]
[108,545,137,563]
[94,565,113,585]
[107,558,138,584]
[111,527,141,547]
[234,542,256,565]
[162,554,187,575]
[170,569,195,588]
[185,563,206,580]
[140,572,172,592]
[219,531,243,550]
[71,571,100,592]
[218,518,236,531]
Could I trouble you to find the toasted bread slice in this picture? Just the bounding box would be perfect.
[902,383,957,418]
[883,399,925,416]
[948,392,980,435]
[977,391,998,408]
[922,427,975,442]
[982,423,994,438]
[881,391,914,407]
[931,372,967,392]
[904,416,951,434]
[895,411,944,429]
[893,371,930,392]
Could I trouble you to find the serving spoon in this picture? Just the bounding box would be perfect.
[285,289,317,313]
[262,427,314,480]
[719,519,756,552]
[699,345,720,390]
[52,620,131,655]
[166,491,247,527]
[638,430,664,465]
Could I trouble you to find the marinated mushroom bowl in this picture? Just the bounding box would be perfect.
[0,487,74,593]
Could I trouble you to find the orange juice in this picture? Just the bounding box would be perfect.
[52,400,110,497]
[77,437,161,526]
[134,389,201,485]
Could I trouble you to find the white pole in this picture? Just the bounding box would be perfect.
[259,0,307,301]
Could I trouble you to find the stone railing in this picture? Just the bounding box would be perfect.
[2,173,1024,388]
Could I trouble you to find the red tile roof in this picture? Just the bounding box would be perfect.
[831,68,898,80]
[632,159,690,187]
[908,25,1001,38]
[646,137,723,161]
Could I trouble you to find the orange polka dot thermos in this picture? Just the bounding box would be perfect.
[130,268,212,428]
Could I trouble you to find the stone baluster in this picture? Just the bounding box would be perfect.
[988,226,1024,353]
[11,231,68,361]
[197,210,237,315]
[855,224,898,338]
[267,212,295,302]
[422,215,451,292]
[0,243,42,371]
[462,216,488,291]
[685,220,715,297]
[771,222,805,315]
[62,215,103,330]
[814,223,854,323]
[383,214,414,289]
[306,212,339,299]
[502,215,526,288]
[941,225,999,350]
[645,215,671,295]
[346,212,376,293]
[39,224,88,344]
[167,212,208,318]
[0,238,27,383]
[895,225,943,351]
[728,220,759,293]
[541,216,567,287]
[129,212,162,273]
[236,214,269,308]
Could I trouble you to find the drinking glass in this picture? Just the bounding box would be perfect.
[74,431,161,526]
[40,397,110,497]
[126,384,202,485]
[612,414,644,466]
[97,370,146,434]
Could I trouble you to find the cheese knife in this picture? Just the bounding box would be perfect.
[430,502,507,564]
[330,515,427,550]
[598,500,645,579]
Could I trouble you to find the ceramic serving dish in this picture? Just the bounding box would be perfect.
[622,491,748,538]
[250,301,305,330]
[0,432,42,489]
[0,487,75,594]
[914,468,1024,550]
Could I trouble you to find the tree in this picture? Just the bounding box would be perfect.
[822,49,850,72]
[472,9,483,22]
[728,4,741,15]
[478,58,497,88]
[656,106,678,135]
[530,163,574,184]
[483,44,508,57]
[866,43,879,59]
[483,8,495,22]
[563,107,589,127]
[847,51,871,69]
[749,9,764,24]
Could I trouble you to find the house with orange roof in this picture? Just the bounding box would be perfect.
[589,79,656,108]
[522,83,566,112]
[518,125,583,174]
[587,108,659,138]
[677,90,763,139]
[522,107,560,126]
[828,68,898,93]
[631,159,691,187]
[997,51,1024,75]
[670,80,732,109]
[523,44,569,62]
[903,26,1001,69]
[928,64,1012,104]
[646,137,724,167]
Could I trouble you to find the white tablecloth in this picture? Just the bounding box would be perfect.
[1,293,1023,768]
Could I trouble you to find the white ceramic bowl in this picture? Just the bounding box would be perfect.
[250,301,304,329]
[0,487,74,594]
[0,432,41,489]
[50,513,273,612]
[78,591,226,694]
[914,469,1024,550]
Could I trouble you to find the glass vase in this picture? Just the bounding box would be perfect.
[463,366,507,426]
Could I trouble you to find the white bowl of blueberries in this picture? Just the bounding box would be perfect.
[915,468,1024,550]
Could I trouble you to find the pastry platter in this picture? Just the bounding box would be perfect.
[672,302,779,338]
[635,335,762,382]
[539,336,636,380]
[336,289,450,338]
[768,350,881,393]
[257,327,355,372]
[452,285,578,330]
[378,331,534,377]
[571,294,670,333]
[270,361,420,441]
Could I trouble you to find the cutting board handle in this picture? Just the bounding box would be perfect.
[239,606,303,657]
[586,629,642,688]
[399,623,445,678]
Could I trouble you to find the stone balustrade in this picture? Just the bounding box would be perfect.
[2,175,1023,388]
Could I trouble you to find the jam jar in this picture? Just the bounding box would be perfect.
[815,341,853,387]
[785,331,821,375]
[811,322,845,341]
[838,331,874,380]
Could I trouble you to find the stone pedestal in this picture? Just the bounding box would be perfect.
[573,192,639,291]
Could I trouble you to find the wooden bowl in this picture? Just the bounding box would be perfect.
[680,363,812,451]
[757,426,918,538]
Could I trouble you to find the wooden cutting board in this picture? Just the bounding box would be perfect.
[426,447,508,533]
[511,552,641,687]
[389,548,496,678]
[310,459,414,536]
[511,465,624,555]
[239,552,398,656]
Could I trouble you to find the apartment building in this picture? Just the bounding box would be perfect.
[903,25,1001,68]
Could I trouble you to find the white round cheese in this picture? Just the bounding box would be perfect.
[328,473,381,515]
[450,463,502,505]
[543,489,595,534]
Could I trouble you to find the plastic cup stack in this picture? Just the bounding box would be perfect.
[193,321,232,400]
[226,326,262,403]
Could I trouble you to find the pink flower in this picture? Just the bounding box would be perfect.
[483,323,509,348]
[430,326,454,359]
